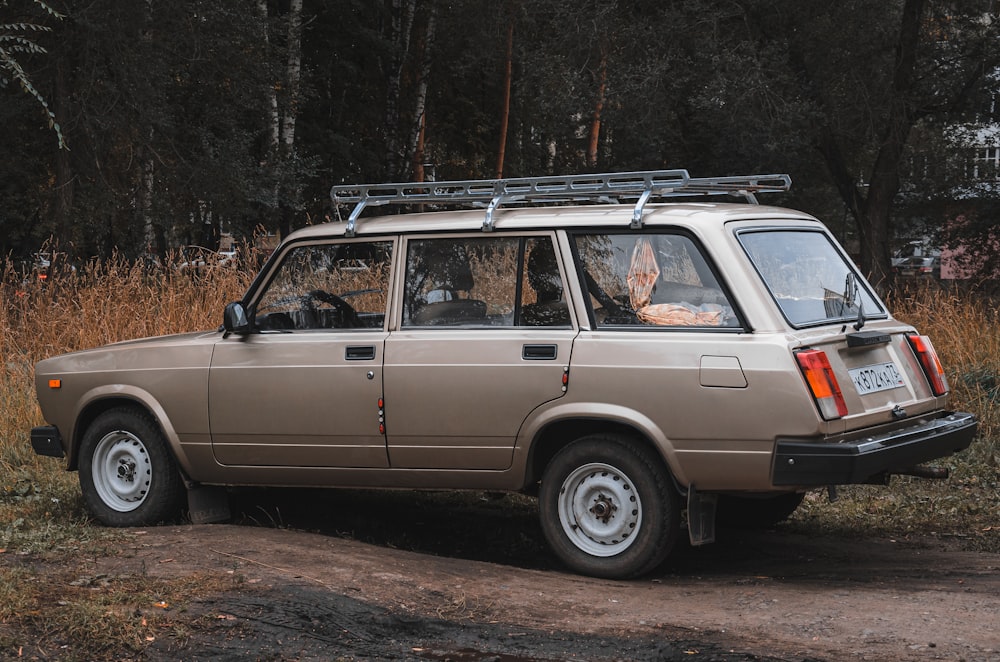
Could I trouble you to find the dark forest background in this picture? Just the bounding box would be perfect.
[3,0,1000,286]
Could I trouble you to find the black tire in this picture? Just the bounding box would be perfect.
[538,434,679,579]
[716,492,805,529]
[78,407,185,527]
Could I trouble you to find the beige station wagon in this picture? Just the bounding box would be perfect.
[30,170,977,578]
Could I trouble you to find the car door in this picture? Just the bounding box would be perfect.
[382,233,576,470]
[209,238,395,468]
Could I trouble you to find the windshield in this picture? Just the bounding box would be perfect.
[738,229,884,328]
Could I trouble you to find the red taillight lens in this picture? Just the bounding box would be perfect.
[907,334,949,396]
[796,349,848,420]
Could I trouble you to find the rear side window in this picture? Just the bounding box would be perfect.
[574,232,740,329]
[738,229,885,328]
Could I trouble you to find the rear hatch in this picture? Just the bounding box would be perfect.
[737,227,950,433]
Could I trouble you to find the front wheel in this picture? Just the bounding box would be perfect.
[539,435,679,579]
[78,407,185,526]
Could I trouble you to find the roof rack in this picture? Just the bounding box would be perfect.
[330,169,791,236]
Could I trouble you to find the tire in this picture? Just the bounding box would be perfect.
[716,492,805,529]
[538,434,679,579]
[78,407,185,527]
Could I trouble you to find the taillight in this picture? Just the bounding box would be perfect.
[796,349,848,420]
[906,334,949,396]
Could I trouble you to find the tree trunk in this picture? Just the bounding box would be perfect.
[819,0,925,291]
[587,46,608,169]
[385,0,417,180]
[279,0,304,238]
[496,16,514,179]
[405,3,436,181]
[412,111,427,182]
[281,0,303,154]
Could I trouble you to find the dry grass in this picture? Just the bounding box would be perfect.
[1,258,999,658]
[1,254,253,659]
[790,280,1000,549]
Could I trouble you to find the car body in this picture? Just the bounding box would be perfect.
[894,255,941,279]
[30,170,977,579]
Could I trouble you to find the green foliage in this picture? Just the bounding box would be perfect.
[0,0,998,269]
[0,0,65,147]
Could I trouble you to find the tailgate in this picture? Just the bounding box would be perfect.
[801,328,944,427]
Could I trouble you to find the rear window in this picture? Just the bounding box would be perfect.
[738,229,885,328]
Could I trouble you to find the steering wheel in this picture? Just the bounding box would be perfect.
[303,289,362,328]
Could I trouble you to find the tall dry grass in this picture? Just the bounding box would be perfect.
[1,254,254,529]
[889,281,1000,467]
[1,260,997,549]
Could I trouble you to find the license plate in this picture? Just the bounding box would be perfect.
[849,362,905,395]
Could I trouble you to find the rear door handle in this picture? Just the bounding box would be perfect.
[523,344,557,360]
[345,345,376,361]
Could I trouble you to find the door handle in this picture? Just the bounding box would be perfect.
[523,344,557,360]
[345,345,376,361]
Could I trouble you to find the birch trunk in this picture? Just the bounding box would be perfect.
[258,0,279,158]
[281,0,303,154]
[385,0,417,179]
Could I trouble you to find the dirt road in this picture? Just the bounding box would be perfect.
[73,489,999,662]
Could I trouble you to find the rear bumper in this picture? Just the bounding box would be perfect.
[772,411,977,486]
[30,425,66,458]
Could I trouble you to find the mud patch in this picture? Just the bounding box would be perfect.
[147,583,789,661]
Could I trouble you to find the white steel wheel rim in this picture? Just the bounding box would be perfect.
[91,430,152,512]
[557,461,641,557]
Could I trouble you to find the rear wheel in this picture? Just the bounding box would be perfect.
[78,407,185,526]
[539,434,679,579]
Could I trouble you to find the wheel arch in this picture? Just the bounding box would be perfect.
[67,388,188,474]
[522,410,689,491]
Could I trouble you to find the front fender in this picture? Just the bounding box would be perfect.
[65,384,198,476]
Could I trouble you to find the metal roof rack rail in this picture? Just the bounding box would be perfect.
[330,170,791,235]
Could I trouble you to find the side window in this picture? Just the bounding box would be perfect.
[520,237,571,327]
[403,235,571,328]
[253,240,393,331]
[574,232,740,329]
[404,236,517,327]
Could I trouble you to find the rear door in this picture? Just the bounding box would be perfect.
[382,233,576,470]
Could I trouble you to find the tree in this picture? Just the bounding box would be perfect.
[0,0,64,148]
[699,0,1000,289]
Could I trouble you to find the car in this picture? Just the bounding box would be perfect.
[894,255,941,279]
[177,246,238,273]
[30,170,977,579]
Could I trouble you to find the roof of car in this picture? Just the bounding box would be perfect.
[287,202,818,242]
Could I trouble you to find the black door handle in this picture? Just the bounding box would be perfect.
[523,344,557,360]
[345,345,376,361]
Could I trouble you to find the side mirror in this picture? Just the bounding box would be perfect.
[222,302,250,336]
